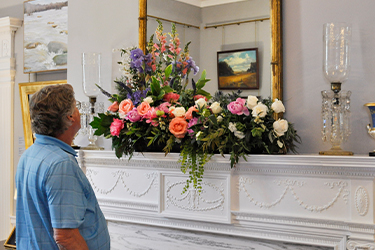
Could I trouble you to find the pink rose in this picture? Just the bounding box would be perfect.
[119,99,134,116]
[107,101,119,112]
[110,118,124,137]
[227,98,249,116]
[163,92,180,103]
[125,108,141,122]
[185,106,198,120]
[137,101,152,116]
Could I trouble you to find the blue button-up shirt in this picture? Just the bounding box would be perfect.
[16,134,110,249]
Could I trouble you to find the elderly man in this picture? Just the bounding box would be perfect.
[16,84,110,249]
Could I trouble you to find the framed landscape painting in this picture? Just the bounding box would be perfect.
[217,48,259,90]
[23,0,68,73]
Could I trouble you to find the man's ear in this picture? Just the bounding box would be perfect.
[67,115,74,123]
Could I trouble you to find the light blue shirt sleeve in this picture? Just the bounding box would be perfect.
[44,158,89,229]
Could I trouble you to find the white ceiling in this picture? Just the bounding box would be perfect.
[175,0,246,8]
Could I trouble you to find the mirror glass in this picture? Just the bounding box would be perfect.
[146,0,274,98]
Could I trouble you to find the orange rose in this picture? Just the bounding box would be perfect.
[137,101,152,116]
[119,99,134,116]
[185,106,198,120]
[107,101,119,112]
[169,117,188,139]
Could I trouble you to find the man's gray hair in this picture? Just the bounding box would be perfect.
[30,84,76,137]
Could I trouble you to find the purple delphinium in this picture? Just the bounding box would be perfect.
[130,49,153,74]
[127,88,150,106]
[186,57,199,75]
[130,48,144,61]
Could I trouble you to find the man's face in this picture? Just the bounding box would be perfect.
[71,101,81,134]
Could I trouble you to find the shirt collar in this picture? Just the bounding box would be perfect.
[34,134,77,157]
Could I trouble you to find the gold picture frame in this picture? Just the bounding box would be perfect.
[19,80,67,149]
[4,226,16,249]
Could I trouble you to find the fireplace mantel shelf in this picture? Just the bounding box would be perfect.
[79,151,375,250]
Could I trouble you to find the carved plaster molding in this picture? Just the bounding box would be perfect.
[166,181,225,212]
[239,178,349,212]
[1,39,10,57]
[347,240,375,250]
[232,212,375,233]
[81,152,375,178]
[235,165,375,178]
[86,169,158,197]
[99,198,158,212]
[355,186,369,216]
[83,157,231,171]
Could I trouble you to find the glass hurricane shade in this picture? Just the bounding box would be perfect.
[82,52,101,98]
[323,22,352,84]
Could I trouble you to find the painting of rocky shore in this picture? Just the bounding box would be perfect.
[24,0,68,73]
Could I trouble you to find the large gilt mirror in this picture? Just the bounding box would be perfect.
[138,0,282,101]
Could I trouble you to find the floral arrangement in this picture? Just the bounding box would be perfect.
[91,21,300,193]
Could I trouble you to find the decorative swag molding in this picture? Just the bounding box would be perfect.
[78,151,375,250]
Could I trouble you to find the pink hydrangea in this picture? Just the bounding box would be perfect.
[227,98,249,116]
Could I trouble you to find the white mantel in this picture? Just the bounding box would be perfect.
[79,151,375,250]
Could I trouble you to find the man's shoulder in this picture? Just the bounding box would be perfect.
[24,142,75,166]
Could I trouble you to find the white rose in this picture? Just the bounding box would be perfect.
[143,96,153,104]
[195,98,207,109]
[196,131,202,139]
[217,115,223,123]
[271,99,285,113]
[252,102,269,118]
[273,119,288,137]
[228,122,237,132]
[234,130,245,139]
[210,102,222,114]
[172,107,186,117]
[247,95,258,109]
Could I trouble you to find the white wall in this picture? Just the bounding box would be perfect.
[283,0,375,154]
